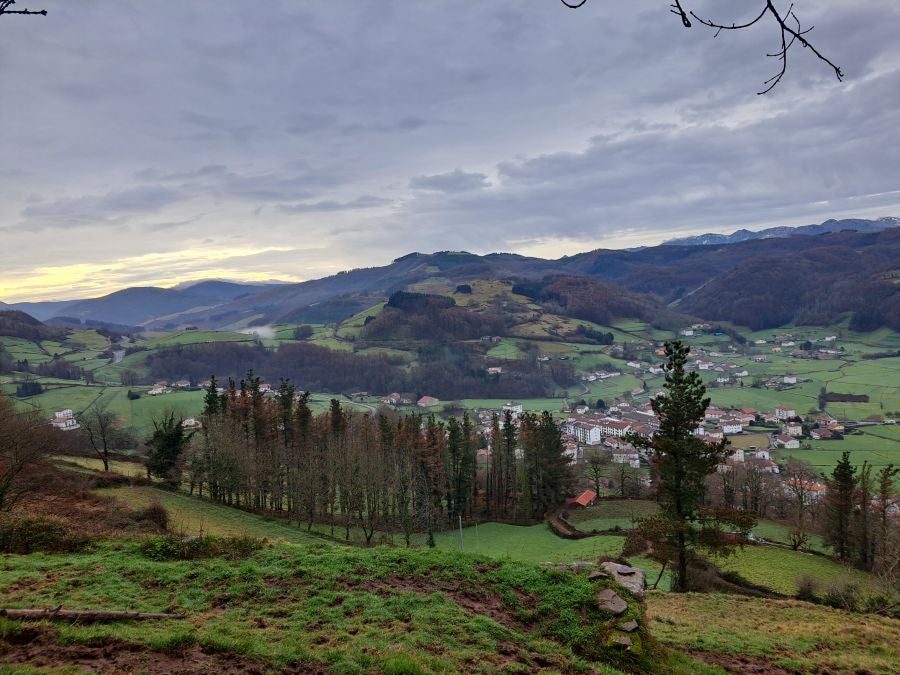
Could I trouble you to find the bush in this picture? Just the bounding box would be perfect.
[135,501,169,530]
[140,534,265,561]
[822,581,861,612]
[795,574,821,602]
[0,516,91,554]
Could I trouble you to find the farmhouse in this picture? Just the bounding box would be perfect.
[784,422,804,437]
[417,396,440,408]
[783,375,797,385]
[783,478,827,503]
[567,490,597,509]
[611,451,640,468]
[754,459,780,474]
[775,405,796,420]
[721,419,744,434]
[774,434,800,449]
[810,428,835,440]
[50,409,80,432]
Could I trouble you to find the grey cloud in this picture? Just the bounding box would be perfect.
[410,170,490,194]
[277,195,391,214]
[20,186,184,224]
[1,0,900,299]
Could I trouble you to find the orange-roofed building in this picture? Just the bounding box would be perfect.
[567,490,597,508]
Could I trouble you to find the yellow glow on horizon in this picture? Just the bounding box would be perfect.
[0,245,303,302]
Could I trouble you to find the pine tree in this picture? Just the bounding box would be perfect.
[202,375,219,416]
[824,451,857,561]
[629,340,745,592]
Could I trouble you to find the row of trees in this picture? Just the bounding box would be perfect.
[825,453,898,577]
[180,374,573,544]
[146,341,556,400]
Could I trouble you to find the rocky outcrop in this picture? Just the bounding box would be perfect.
[590,562,646,598]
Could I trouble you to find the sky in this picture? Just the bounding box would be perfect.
[2,0,900,302]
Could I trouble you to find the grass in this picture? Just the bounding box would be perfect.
[431,522,624,565]
[96,486,325,544]
[0,540,660,673]
[566,500,660,532]
[145,330,256,347]
[54,455,147,478]
[646,592,900,674]
[715,544,876,596]
[750,520,828,553]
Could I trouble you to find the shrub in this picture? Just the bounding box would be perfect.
[140,534,265,561]
[0,516,91,554]
[822,581,861,612]
[795,574,821,602]
[135,501,169,531]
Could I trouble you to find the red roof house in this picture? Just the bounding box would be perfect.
[567,490,597,508]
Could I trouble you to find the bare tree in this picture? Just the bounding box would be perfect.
[77,401,118,472]
[561,1,843,94]
[0,395,56,511]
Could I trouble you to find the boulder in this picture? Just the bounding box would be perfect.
[612,636,633,649]
[599,562,646,598]
[596,587,628,615]
[618,619,639,633]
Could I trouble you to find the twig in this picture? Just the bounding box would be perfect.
[561,1,843,94]
[0,0,47,17]
[690,0,843,94]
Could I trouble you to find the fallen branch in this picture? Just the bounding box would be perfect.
[0,607,184,622]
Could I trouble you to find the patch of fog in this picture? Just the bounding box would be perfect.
[238,326,276,339]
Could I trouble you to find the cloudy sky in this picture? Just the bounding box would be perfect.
[2,1,899,301]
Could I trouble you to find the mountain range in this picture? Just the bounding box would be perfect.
[3,218,899,333]
[663,216,900,246]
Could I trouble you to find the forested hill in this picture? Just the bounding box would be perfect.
[4,226,900,333]
[175,226,900,332]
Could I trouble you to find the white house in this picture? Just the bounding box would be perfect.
[502,402,524,417]
[612,451,641,468]
[50,409,80,432]
[783,375,797,385]
[721,419,744,434]
[784,422,803,437]
[774,434,800,449]
[775,405,796,420]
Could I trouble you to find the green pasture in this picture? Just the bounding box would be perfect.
[716,544,876,596]
[146,330,256,347]
[566,500,660,531]
[97,485,323,543]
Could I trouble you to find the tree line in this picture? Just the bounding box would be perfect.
[145,341,558,400]
[173,374,574,544]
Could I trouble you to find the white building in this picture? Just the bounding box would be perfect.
[774,405,796,420]
[721,419,744,434]
[612,451,641,468]
[50,409,80,431]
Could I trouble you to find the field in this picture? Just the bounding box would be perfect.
[0,541,661,673]
[715,545,875,596]
[647,592,900,674]
[566,500,660,531]
[98,485,325,544]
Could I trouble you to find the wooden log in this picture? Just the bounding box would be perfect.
[0,607,184,621]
